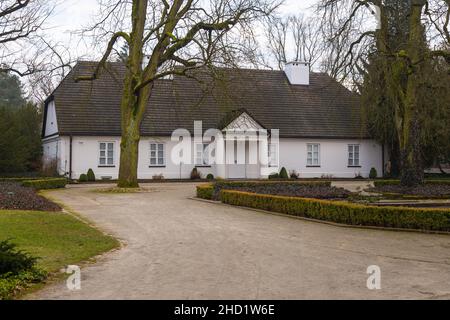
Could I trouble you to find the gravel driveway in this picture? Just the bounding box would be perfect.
[28,183,450,300]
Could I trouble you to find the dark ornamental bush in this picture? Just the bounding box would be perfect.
[268,173,280,180]
[79,174,88,183]
[206,174,215,180]
[190,168,202,180]
[279,167,289,179]
[369,168,378,179]
[0,240,37,276]
[87,169,96,182]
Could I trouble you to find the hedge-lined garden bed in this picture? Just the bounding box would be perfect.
[210,181,342,201]
[220,190,450,232]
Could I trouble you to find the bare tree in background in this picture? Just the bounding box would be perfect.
[318,0,450,186]
[0,0,74,103]
[265,14,323,70]
[78,0,280,188]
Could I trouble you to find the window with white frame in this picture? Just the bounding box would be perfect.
[307,144,320,166]
[99,142,115,166]
[348,144,360,167]
[195,143,211,166]
[150,143,165,167]
[268,143,278,167]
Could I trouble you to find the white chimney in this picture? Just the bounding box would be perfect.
[284,62,310,85]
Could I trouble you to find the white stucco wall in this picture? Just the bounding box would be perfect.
[44,100,58,137]
[278,138,383,178]
[70,136,215,180]
[42,136,70,176]
[45,135,383,180]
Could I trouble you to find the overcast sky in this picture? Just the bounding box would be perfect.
[45,0,319,59]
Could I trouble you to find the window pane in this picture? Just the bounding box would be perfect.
[158,158,164,165]
[107,158,113,165]
[150,158,156,165]
[100,158,106,165]
[158,144,164,151]
[150,144,156,151]
[100,143,106,150]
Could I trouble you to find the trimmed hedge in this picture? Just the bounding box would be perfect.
[220,190,450,232]
[0,177,41,183]
[374,179,450,187]
[22,178,67,190]
[197,184,214,200]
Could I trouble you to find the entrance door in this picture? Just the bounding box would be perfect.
[228,139,247,179]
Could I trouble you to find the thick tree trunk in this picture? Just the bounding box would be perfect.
[117,75,152,188]
[399,1,427,186]
[118,114,141,188]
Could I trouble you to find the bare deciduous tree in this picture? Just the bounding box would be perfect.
[265,14,323,70]
[79,0,280,188]
[318,0,450,186]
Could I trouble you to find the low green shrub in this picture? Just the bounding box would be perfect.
[87,169,96,182]
[279,167,289,179]
[0,240,47,300]
[369,168,378,179]
[268,173,279,180]
[22,178,67,190]
[220,190,450,232]
[79,174,88,183]
[0,240,37,276]
[206,174,215,180]
[0,269,47,300]
[197,184,214,200]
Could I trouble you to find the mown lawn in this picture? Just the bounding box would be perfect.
[0,210,119,273]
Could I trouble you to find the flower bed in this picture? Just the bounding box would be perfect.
[220,190,450,232]
[0,182,61,211]
[369,184,450,199]
[212,180,347,201]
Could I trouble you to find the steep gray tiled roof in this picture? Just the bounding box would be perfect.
[46,61,367,139]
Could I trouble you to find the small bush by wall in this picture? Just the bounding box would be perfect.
[197,184,214,200]
[279,167,289,179]
[87,169,96,182]
[22,178,67,190]
[369,168,378,179]
[220,190,450,232]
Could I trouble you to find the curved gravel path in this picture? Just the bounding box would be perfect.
[28,183,450,300]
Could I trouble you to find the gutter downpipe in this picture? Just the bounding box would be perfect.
[69,135,73,180]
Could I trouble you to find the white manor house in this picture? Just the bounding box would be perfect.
[42,61,384,180]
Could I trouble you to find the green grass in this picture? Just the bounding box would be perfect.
[0,210,119,273]
[93,187,142,194]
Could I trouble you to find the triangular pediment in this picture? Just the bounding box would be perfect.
[224,112,263,131]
